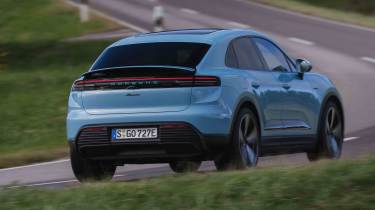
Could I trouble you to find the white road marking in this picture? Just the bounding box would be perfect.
[344,136,360,142]
[64,0,149,33]
[288,37,315,46]
[180,8,199,15]
[8,179,78,189]
[227,21,251,29]
[0,159,69,172]
[361,57,375,64]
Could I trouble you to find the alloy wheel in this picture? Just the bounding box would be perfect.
[238,113,259,167]
[325,106,343,159]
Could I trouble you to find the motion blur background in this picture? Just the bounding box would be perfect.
[0,0,375,209]
[2,0,375,168]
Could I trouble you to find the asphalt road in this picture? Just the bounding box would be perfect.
[1,0,374,188]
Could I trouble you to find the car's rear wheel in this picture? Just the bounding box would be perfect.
[169,161,201,173]
[307,101,344,161]
[215,108,260,170]
[70,144,116,182]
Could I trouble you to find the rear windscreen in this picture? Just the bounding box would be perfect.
[91,42,211,70]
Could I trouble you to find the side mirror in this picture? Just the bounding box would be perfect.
[296,58,312,73]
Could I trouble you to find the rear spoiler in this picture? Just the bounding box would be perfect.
[82,65,196,78]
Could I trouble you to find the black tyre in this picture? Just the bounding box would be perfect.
[215,108,260,170]
[214,153,232,171]
[70,145,116,182]
[169,161,201,173]
[306,152,320,161]
[307,101,344,161]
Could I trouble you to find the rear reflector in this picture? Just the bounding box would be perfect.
[159,124,189,129]
[82,127,107,132]
[72,76,220,91]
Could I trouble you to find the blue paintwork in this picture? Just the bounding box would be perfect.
[67,29,342,143]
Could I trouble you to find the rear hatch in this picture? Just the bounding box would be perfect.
[74,42,213,115]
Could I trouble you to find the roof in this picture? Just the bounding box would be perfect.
[111,28,266,47]
[139,28,224,36]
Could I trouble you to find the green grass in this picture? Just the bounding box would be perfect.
[290,0,375,15]
[1,157,375,210]
[252,0,375,29]
[0,0,117,168]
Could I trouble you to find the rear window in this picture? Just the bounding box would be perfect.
[91,42,211,70]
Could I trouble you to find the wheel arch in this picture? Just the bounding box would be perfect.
[229,95,263,142]
[318,92,345,137]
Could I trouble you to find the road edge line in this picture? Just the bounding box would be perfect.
[0,159,70,172]
[243,0,375,34]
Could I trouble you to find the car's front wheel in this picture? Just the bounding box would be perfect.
[215,108,260,170]
[70,144,116,182]
[307,101,344,161]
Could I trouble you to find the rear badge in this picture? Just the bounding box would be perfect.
[126,93,140,96]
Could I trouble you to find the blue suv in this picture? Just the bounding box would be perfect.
[67,29,344,181]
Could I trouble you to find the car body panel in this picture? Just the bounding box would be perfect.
[81,87,192,115]
[66,29,343,160]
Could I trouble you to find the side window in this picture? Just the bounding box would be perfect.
[225,43,239,68]
[253,38,290,72]
[231,37,264,70]
[287,58,296,72]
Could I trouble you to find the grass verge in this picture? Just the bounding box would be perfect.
[1,157,375,209]
[0,0,117,168]
[252,0,375,29]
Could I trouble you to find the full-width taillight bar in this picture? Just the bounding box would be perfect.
[72,76,220,91]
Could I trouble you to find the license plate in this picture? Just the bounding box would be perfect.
[112,127,158,140]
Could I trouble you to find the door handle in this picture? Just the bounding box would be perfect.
[251,81,260,89]
[282,83,291,90]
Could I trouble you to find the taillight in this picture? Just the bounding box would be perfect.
[72,76,220,91]
[194,76,221,87]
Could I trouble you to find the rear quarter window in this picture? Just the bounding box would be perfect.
[228,37,264,70]
[225,43,239,68]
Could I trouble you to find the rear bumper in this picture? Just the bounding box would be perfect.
[70,123,229,162]
[67,92,233,162]
[67,103,232,141]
